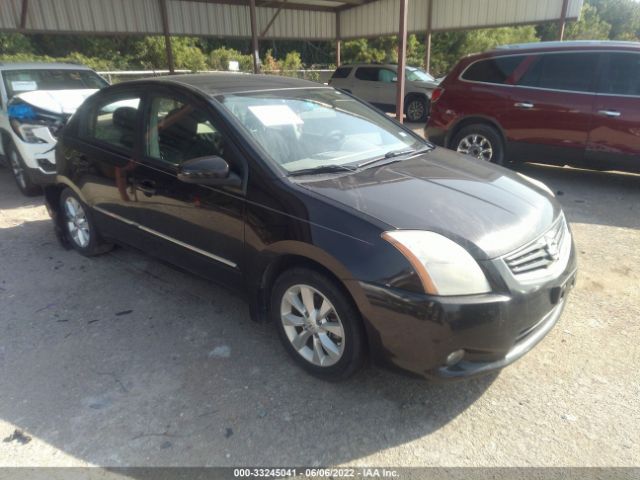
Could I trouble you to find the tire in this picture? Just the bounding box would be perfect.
[452,123,505,165]
[405,96,428,122]
[59,188,113,256]
[271,267,366,381]
[8,143,41,196]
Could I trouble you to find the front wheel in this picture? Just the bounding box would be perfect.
[59,188,113,256]
[271,268,366,381]
[8,143,40,196]
[452,124,505,165]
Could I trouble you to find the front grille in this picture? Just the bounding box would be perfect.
[505,215,567,275]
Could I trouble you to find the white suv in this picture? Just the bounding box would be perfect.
[328,64,439,122]
[0,63,108,195]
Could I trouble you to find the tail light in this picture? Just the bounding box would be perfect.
[431,87,445,103]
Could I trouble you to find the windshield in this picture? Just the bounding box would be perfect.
[219,88,426,174]
[406,67,435,82]
[2,69,108,99]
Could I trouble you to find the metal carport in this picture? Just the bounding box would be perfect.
[0,0,584,121]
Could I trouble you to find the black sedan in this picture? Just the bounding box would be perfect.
[44,74,577,381]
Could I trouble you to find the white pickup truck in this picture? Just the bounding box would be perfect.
[0,63,108,195]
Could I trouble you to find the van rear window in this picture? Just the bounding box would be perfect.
[461,56,525,84]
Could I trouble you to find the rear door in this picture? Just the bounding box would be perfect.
[70,91,144,240]
[133,88,246,286]
[351,67,381,103]
[586,51,640,173]
[506,51,600,164]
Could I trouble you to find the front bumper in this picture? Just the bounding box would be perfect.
[356,243,577,380]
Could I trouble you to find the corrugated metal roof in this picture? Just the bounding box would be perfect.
[0,0,583,40]
[340,0,583,39]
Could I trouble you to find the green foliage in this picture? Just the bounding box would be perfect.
[209,46,253,71]
[133,36,207,71]
[589,0,640,39]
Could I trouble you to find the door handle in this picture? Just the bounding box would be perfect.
[514,102,534,109]
[137,179,156,197]
[598,110,621,118]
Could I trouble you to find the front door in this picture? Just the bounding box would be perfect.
[133,90,246,286]
[586,51,640,173]
[505,51,600,164]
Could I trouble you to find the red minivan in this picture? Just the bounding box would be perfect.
[426,41,640,173]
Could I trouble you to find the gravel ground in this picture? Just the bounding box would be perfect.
[0,159,638,469]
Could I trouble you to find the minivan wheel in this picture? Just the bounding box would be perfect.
[405,97,428,122]
[271,268,366,381]
[60,188,113,256]
[8,144,40,196]
[453,124,505,165]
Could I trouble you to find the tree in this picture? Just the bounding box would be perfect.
[133,36,207,71]
[589,0,640,39]
[538,3,611,40]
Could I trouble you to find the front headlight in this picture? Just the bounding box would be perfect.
[10,120,48,144]
[382,230,491,296]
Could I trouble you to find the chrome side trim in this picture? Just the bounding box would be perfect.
[93,206,237,269]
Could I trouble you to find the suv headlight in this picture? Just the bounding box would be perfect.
[382,230,491,296]
[9,120,48,144]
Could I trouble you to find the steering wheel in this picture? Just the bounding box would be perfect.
[327,129,345,145]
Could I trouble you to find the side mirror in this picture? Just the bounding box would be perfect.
[177,156,241,187]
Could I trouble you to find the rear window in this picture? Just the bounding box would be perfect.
[518,52,599,93]
[598,52,640,96]
[461,56,525,84]
[331,67,352,79]
[355,67,380,81]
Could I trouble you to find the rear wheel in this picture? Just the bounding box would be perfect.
[452,124,505,165]
[405,96,428,122]
[60,188,113,256]
[8,143,40,196]
[271,268,366,381]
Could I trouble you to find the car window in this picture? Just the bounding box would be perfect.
[378,69,396,83]
[518,53,598,93]
[86,96,141,152]
[146,96,224,166]
[355,67,380,81]
[331,67,352,79]
[2,69,108,99]
[406,67,435,82]
[599,52,640,96]
[461,55,526,84]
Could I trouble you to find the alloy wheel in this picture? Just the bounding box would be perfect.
[280,284,345,367]
[407,99,425,122]
[63,196,91,248]
[9,150,27,189]
[456,134,494,162]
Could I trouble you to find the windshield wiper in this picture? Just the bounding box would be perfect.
[357,145,432,169]
[287,164,358,177]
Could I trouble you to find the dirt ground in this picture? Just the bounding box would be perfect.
[0,158,638,469]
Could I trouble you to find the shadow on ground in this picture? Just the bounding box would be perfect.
[514,163,640,230]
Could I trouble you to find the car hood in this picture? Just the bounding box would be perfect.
[296,148,560,260]
[13,89,98,115]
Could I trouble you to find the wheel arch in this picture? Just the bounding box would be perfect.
[446,115,506,150]
[254,248,372,354]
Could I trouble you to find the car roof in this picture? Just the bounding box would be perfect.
[482,40,640,58]
[114,72,331,96]
[0,62,96,71]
